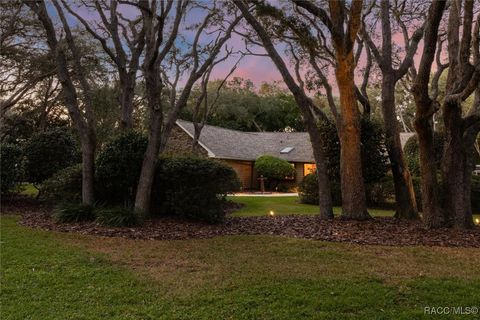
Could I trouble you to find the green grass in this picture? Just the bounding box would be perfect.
[2,215,480,319]
[228,196,395,217]
[17,183,39,197]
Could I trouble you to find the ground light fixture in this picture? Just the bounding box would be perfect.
[269,210,275,217]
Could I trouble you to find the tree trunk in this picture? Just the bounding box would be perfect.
[191,123,204,155]
[119,73,136,130]
[336,55,370,220]
[134,109,162,214]
[413,109,444,228]
[134,63,163,213]
[305,120,334,220]
[80,132,96,205]
[381,74,419,219]
[442,101,474,228]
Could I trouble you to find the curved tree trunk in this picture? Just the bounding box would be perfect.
[234,0,334,219]
[336,55,370,220]
[413,112,444,228]
[381,75,419,219]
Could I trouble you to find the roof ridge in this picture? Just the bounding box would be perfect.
[177,119,308,135]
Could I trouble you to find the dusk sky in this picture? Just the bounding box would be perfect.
[55,1,429,94]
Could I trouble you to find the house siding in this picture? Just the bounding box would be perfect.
[221,159,253,190]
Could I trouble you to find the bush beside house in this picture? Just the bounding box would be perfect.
[152,156,240,223]
[254,155,296,191]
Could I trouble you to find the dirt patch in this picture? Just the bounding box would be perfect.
[18,209,480,248]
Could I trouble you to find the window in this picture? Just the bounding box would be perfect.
[280,147,294,154]
[304,163,316,176]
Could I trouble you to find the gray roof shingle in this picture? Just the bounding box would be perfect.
[176,120,415,163]
[176,120,314,163]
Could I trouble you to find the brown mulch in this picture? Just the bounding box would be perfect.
[3,196,479,248]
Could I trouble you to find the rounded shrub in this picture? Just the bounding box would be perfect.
[95,207,140,227]
[0,143,23,194]
[24,128,79,184]
[53,203,95,223]
[254,155,295,180]
[152,156,241,223]
[95,131,148,205]
[298,172,318,205]
[39,164,82,203]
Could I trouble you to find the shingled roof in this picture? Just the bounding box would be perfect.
[176,120,315,163]
[176,120,415,163]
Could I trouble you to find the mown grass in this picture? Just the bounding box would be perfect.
[2,215,480,319]
[228,196,395,217]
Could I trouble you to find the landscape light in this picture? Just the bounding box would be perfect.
[269,210,275,216]
[475,218,479,225]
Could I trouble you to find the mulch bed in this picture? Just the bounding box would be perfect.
[4,197,479,248]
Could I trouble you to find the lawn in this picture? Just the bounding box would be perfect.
[228,196,395,217]
[2,215,480,319]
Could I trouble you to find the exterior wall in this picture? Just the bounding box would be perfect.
[163,126,208,157]
[294,163,305,185]
[221,159,254,190]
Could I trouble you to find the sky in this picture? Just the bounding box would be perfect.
[52,1,429,95]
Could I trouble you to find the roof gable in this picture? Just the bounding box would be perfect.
[176,120,315,163]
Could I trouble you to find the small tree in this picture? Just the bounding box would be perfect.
[95,132,148,205]
[24,128,79,185]
[254,155,295,190]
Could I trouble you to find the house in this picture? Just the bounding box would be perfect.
[169,120,416,190]
[172,120,316,189]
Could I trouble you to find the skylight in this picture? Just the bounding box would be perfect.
[280,147,294,154]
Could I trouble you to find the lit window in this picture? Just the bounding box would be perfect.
[304,163,316,175]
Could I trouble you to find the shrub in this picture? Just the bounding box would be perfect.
[298,173,318,205]
[298,172,342,206]
[95,131,148,205]
[53,203,95,223]
[404,132,445,176]
[254,155,295,190]
[365,176,396,207]
[152,156,241,223]
[39,164,82,203]
[95,207,140,227]
[24,128,79,184]
[255,155,295,180]
[1,143,23,194]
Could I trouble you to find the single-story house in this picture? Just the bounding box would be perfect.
[167,120,416,190]
[171,120,316,189]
